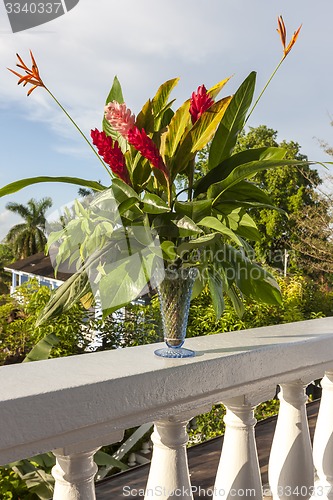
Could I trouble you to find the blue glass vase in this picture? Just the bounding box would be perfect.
[154,266,196,358]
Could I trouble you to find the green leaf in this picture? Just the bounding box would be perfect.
[94,451,128,471]
[177,233,218,254]
[111,178,139,203]
[211,179,275,206]
[207,76,232,100]
[36,271,91,326]
[195,146,286,196]
[163,99,190,160]
[151,213,179,239]
[198,216,242,245]
[104,75,124,105]
[191,271,206,299]
[23,333,59,362]
[99,251,158,316]
[227,285,245,318]
[118,197,141,215]
[221,209,261,241]
[208,267,225,319]
[30,453,55,469]
[209,72,256,169]
[174,215,203,236]
[211,159,311,205]
[132,156,152,188]
[173,96,232,174]
[161,240,177,260]
[227,246,282,305]
[160,107,174,129]
[142,193,170,214]
[152,78,179,121]
[174,200,212,222]
[0,177,106,199]
[136,99,155,133]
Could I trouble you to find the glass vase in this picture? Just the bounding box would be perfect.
[154,266,196,358]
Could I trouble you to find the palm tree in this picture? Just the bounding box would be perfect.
[5,197,53,259]
[0,244,13,294]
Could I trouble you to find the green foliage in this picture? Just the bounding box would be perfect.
[0,177,105,199]
[233,126,322,269]
[188,399,280,446]
[0,244,13,294]
[5,198,53,260]
[0,465,35,499]
[0,244,14,264]
[0,280,95,365]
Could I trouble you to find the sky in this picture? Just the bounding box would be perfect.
[0,0,332,242]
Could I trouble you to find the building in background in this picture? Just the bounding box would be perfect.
[4,252,70,294]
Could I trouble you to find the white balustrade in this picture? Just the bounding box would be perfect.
[313,371,333,499]
[52,447,100,500]
[145,415,194,499]
[269,382,314,500]
[213,396,263,500]
[0,317,333,500]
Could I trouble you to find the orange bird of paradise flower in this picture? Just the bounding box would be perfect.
[8,50,45,96]
[277,15,302,59]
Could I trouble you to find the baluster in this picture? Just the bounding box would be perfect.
[213,396,262,500]
[52,447,99,500]
[313,371,333,499]
[269,382,313,500]
[52,432,123,500]
[145,415,193,500]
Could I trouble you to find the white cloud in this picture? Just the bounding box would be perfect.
[1,0,333,170]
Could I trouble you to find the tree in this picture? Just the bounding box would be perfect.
[0,244,13,294]
[5,197,52,259]
[233,126,322,271]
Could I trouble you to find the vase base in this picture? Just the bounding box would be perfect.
[154,347,195,359]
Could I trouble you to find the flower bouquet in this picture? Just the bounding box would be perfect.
[2,17,306,357]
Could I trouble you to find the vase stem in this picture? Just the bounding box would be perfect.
[154,266,196,359]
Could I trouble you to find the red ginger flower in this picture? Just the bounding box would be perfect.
[127,126,169,181]
[104,101,169,182]
[189,84,214,124]
[91,129,131,185]
[104,101,136,138]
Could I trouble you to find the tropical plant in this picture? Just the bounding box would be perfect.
[0,17,310,325]
[5,197,53,259]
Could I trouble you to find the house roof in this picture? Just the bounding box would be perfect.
[4,252,72,283]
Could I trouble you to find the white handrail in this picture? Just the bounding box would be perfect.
[0,317,333,499]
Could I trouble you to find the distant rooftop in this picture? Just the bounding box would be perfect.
[5,252,71,283]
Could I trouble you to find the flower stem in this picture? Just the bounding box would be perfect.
[245,57,285,125]
[187,157,196,202]
[45,88,112,179]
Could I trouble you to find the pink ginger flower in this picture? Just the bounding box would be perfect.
[189,84,214,124]
[104,101,136,138]
[91,128,131,185]
[127,126,169,181]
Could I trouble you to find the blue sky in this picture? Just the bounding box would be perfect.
[0,0,332,241]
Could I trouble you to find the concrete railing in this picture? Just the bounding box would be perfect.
[1,317,333,499]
